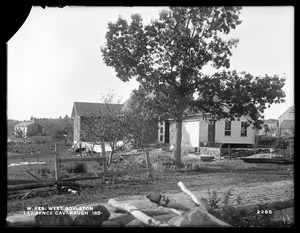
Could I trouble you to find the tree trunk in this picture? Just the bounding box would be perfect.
[174,118,183,168]
[101,141,106,158]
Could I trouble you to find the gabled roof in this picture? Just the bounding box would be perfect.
[278,106,295,119]
[280,119,294,129]
[71,102,123,117]
[14,121,35,127]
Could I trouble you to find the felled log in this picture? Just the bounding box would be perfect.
[146,194,197,211]
[108,199,169,227]
[114,208,174,216]
[148,181,231,227]
[177,181,206,210]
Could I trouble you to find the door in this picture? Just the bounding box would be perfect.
[208,120,215,143]
[164,121,170,143]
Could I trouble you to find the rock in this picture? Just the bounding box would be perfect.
[167,215,190,226]
[125,219,146,227]
[72,205,110,226]
[167,208,230,227]
[101,220,121,227]
[6,220,12,226]
[35,211,73,226]
[108,214,135,226]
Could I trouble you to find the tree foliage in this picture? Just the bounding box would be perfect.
[101,7,286,166]
[35,117,73,140]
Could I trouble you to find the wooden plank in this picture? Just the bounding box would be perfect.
[8,181,56,191]
[58,157,106,162]
[7,180,81,191]
[8,186,58,195]
[25,171,43,181]
[59,168,151,181]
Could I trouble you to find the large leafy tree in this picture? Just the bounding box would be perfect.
[125,93,159,149]
[101,7,286,167]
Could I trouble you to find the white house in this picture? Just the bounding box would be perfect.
[167,113,255,148]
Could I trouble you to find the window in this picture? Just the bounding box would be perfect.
[160,135,164,142]
[160,127,163,133]
[225,120,231,136]
[241,122,247,136]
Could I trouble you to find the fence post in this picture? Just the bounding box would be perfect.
[145,149,153,179]
[80,141,82,156]
[54,144,60,181]
[101,151,108,183]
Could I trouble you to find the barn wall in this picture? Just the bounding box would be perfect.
[73,116,81,142]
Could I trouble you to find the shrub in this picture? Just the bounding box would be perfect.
[68,162,87,173]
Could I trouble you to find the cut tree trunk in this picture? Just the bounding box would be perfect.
[146,194,197,211]
[108,199,169,227]
[174,118,183,168]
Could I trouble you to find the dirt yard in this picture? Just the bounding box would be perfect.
[6,148,294,226]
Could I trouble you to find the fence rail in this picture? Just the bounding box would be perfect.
[54,144,152,182]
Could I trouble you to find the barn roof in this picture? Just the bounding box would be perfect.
[14,121,36,127]
[71,102,123,117]
[278,106,295,119]
[280,119,294,129]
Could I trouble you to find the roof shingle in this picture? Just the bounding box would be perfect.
[71,102,123,117]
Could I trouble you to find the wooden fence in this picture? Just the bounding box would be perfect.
[54,144,153,182]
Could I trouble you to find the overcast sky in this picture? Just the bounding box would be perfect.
[7,6,294,121]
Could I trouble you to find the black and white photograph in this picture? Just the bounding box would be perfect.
[6,6,294,227]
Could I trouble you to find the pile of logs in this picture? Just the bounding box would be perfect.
[6,181,294,227]
[107,181,230,227]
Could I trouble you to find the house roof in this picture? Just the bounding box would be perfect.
[280,119,294,129]
[278,106,295,119]
[14,121,35,127]
[263,119,278,123]
[71,102,123,117]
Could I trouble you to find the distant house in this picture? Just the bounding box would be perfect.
[278,106,295,134]
[14,121,45,138]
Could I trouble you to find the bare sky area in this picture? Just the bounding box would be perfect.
[7,6,294,121]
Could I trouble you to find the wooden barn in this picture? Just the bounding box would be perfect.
[71,102,122,142]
